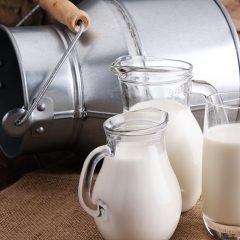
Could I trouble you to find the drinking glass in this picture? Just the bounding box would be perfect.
[203,92,240,239]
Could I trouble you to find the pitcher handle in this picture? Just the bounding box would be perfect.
[192,79,218,97]
[192,80,229,123]
[78,145,112,218]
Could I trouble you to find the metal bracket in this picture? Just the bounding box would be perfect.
[2,97,54,138]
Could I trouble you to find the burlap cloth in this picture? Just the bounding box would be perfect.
[0,171,215,240]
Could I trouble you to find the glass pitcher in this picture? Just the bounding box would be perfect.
[78,109,181,240]
[111,56,215,212]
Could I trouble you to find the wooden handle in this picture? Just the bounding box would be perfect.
[35,0,90,32]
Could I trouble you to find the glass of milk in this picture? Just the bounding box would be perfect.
[111,56,215,212]
[79,108,181,240]
[203,92,240,239]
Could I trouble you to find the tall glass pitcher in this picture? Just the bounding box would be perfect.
[79,109,181,240]
[111,56,214,212]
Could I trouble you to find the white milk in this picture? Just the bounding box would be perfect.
[92,141,181,240]
[131,99,203,212]
[203,123,240,225]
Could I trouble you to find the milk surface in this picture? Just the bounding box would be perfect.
[131,99,203,212]
[203,123,240,225]
[92,141,181,240]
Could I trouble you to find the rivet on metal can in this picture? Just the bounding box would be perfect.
[37,103,46,111]
[35,126,45,135]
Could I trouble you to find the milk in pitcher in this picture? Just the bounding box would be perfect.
[131,99,203,212]
[92,141,181,240]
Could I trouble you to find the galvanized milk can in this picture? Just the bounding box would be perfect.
[0,0,239,158]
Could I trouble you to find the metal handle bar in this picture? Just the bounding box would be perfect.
[15,4,41,27]
[15,21,84,126]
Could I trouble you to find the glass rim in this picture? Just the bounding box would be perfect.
[206,91,240,110]
[110,55,193,85]
[103,108,168,136]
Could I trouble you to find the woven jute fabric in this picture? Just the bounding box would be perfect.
[0,172,215,240]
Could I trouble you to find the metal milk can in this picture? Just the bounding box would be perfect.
[0,0,239,158]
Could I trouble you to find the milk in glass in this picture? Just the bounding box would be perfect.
[203,123,240,226]
[131,99,203,212]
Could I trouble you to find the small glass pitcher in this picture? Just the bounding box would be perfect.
[78,109,181,240]
[111,56,215,212]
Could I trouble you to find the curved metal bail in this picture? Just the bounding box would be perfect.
[15,21,84,128]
